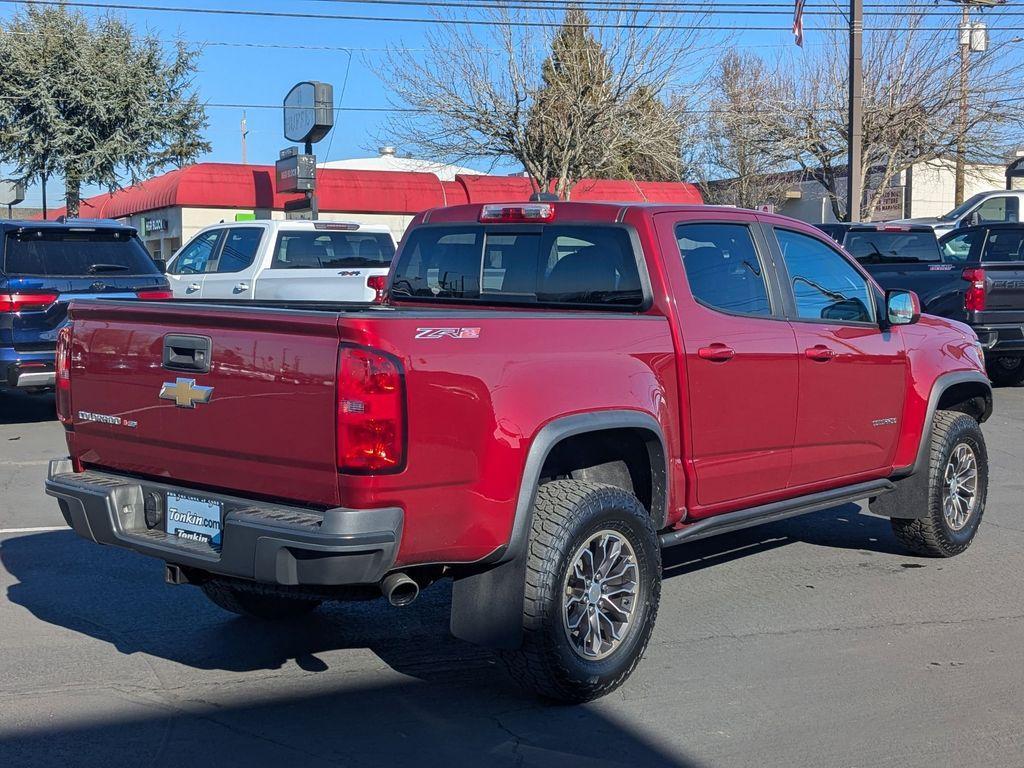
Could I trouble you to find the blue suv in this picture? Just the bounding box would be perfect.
[1,220,170,391]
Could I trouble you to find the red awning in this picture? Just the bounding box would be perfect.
[41,162,703,221]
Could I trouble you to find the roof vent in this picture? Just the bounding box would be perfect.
[379,146,397,157]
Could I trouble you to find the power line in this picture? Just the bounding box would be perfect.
[4,0,1024,32]
[4,93,1022,117]
[302,0,1024,17]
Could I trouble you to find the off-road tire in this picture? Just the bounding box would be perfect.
[987,356,1024,387]
[201,580,322,620]
[891,410,988,558]
[500,480,661,703]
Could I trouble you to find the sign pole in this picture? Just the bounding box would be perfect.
[847,0,864,223]
[305,140,318,220]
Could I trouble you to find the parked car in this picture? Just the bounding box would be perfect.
[165,220,396,303]
[816,221,1024,386]
[1,220,170,391]
[46,202,992,702]
[938,223,1024,386]
[896,189,1024,237]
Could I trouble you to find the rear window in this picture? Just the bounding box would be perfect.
[844,230,940,263]
[3,228,159,276]
[271,230,395,270]
[982,229,1024,262]
[389,225,644,309]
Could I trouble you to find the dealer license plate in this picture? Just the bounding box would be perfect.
[166,493,223,547]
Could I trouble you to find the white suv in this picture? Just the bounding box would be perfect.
[165,220,395,302]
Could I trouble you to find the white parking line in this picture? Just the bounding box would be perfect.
[0,526,67,535]
[0,460,54,467]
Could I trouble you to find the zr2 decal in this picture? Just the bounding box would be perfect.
[415,327,481,340]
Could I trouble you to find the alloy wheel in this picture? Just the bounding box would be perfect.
[562,530,640,661]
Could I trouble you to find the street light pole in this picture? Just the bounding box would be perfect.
[847,0,864,222]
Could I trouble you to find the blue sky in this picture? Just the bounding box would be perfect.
[2,1,1022,212]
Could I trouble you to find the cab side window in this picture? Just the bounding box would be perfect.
[982,229,1024,263]
[676,223,773,317]
[168,230,222,275]
[775,229,875,324]
[975,196,1019,224]
[942,230,983,264]
[214,227,263,273]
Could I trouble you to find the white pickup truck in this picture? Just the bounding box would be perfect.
[164,220,396,302]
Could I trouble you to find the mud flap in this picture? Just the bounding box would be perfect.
[450,557,527,650]
[869,470,929,519]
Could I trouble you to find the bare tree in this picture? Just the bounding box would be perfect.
[376,4,702,197]
[769,4,1019,221]
[696,49,799,210]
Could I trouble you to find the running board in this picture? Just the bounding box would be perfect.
[659,479,895,548]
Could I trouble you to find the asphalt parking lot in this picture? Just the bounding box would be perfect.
[1,387,1022,768]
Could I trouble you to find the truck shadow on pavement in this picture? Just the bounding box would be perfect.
[2,531,704,768]
[662,503,906,578]
[1,506,906,768]
[0,390,56,425]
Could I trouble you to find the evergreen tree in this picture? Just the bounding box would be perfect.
[0,5,210,217]
[526,8,681,196]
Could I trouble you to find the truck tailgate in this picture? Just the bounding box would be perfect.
[65,300,343,507]
[982,261,1024,317]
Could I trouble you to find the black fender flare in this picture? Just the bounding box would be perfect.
[873,370,991,519]
[450,410,668,649]
[894,370,992,480]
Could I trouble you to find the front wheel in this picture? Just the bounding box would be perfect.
[987,356,1024,387]
[501,480,661,703]
[891,411,988,558]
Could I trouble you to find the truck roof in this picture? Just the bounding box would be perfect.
[193,219,393,234]
[0,218,136,233]
[421,201,755,225]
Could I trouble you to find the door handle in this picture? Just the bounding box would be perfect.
[233,283,249,294]
[186,283,200,294]
[805,345,837,362]
[698,344,736,362]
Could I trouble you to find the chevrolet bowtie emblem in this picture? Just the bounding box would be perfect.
[159,378,214,408]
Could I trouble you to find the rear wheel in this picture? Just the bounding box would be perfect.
[201,580,322,620]
[500,480,661,703]
[987,356,1024,387]
[891,411,988,558]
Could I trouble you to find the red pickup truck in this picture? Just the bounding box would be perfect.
[46,202,993,702]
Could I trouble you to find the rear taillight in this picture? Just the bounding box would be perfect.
[55,325,73,426]
[962,267,986,312]
[337,346,406,473]
[366,275,388,304]
[136,289,174,300]
[0,292,59,312]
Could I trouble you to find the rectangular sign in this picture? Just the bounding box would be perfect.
[275,153,316,193]
[166,493,223,546]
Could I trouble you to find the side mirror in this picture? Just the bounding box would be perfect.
[153,258,167,274]
[968,211,983,227]
[886,289,921,326]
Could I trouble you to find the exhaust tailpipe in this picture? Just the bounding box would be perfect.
[381,572,419,607]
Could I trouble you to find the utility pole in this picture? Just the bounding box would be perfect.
[240,111,249,165]
[953,0,1003,207]
[956,3,971,207]
[847,0,864,222]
